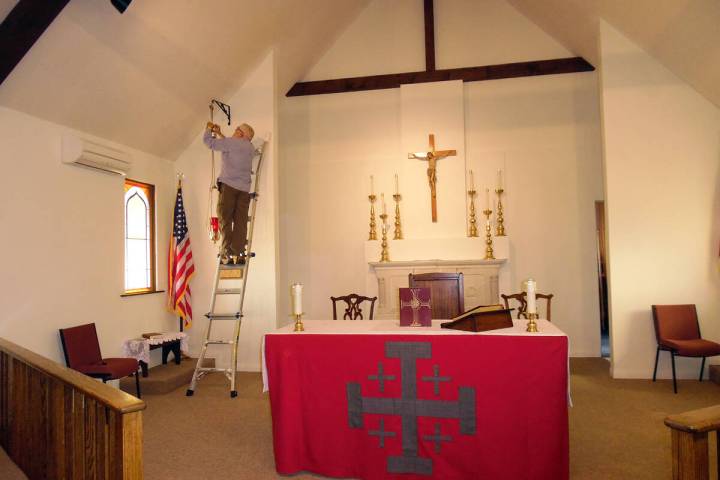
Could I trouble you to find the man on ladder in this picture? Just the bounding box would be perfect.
[187,118,266,398]
[203,121,255,265]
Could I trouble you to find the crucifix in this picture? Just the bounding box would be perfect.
[408,134,456,222]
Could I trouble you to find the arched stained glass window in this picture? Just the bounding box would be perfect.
[124,179,156,294]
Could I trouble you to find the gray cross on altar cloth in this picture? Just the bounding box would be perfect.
[422,364,451,396]
[423,423,452,453]
[369,418,396,448]
[368,361,395,392]
[347,341,476,475]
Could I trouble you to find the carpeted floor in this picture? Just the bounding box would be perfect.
[141,358,720,479]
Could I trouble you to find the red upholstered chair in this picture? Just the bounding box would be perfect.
[59,323,141,398]
[652,305,720,393]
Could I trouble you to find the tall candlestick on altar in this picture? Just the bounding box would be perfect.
[469,170,475,190]
[394,174,399,195]
[381,193,387,215]
[525,278,538,332]
[485,188,490,210]
[291,283,303,315]
[526,279,537,314]
[497,169,503,190]
[370,175,374,195]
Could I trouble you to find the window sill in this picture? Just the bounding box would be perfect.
[121,290,165,298]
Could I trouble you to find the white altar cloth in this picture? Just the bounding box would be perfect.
[262,319,563,391]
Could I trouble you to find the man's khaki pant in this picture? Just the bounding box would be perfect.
[217,183,251,257]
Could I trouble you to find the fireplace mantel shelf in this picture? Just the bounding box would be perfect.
[369,259,506,268]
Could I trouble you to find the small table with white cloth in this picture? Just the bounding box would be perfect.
[122,332,189,377]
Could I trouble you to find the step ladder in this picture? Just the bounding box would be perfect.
[186,138,268,398]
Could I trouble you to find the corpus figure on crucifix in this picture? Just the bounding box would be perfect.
[408,134,456,222]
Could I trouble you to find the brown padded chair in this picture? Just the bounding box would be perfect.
[331,294,377,320]
[59,323,141,398]
[652,304,720,393]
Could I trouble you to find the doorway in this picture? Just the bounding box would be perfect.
[595,201,610,357]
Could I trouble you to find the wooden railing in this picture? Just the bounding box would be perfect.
[0,337,146,479]
[665,405,720,480]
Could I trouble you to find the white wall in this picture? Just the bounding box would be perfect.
[174,51,278,372]
[465,73,603,356]
[0,106,176,364]
[279,0,604,355]
[599,22,720,378]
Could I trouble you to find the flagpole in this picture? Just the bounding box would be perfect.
[178,173,183,332]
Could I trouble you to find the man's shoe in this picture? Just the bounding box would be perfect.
[231,255,246,265]
[220,254,231,265]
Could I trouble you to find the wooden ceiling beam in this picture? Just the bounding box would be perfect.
[424,0,435,72]
[286,57,595,97]
[0,0,71,87]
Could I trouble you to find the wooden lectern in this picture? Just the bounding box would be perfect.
[440,305,513,332]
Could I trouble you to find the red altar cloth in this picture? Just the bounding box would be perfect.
[264,321,568,480]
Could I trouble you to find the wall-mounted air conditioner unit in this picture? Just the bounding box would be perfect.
[61,135,132,176]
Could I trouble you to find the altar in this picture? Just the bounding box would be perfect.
[263,319,569,480]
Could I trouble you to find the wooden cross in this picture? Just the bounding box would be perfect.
[408,134,456,222]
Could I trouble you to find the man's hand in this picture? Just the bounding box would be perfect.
[206,121,215,130]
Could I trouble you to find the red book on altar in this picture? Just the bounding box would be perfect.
[399,287,432,327]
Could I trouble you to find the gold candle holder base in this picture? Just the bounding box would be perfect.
[393,194,403,240]
[293,313,305,332]
[379,213,390,262]
[483,209,494,259]
[526,312,539,333]
[495,188,506,236]
[468,190,478,237]
[368,195,377,241]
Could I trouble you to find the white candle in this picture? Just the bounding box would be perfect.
[291,283,303,315]
[497,169,503,189]
[526,279,537,314]
[485,188,490,210]
[370,175,374,195]
[469,170,475,190]
[394,174,399,195]
[382,193,387,214]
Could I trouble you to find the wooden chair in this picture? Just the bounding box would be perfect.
[408,272,464,319]
[501,293,527,319]
[652,304,720,393]
[501,292,554,321]
[331,294,377,320]
[59,323,141,398]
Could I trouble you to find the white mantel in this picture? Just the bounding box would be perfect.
[365,236,509,320]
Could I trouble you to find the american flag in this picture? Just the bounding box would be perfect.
[167,185,195,328]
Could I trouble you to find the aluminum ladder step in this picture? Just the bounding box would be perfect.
[205,313,242,320]
[216,288,243,295]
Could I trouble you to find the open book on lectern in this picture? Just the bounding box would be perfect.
[440,304,514,332]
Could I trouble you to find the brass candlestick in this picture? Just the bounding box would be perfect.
[293,313,305,332]
[393,194,403,239]
[467,190,478,237]
[483,209,494,259]
[379,213,390,262]
[495,188,506,236]
[368,195,377,240]
[526,312,539,333]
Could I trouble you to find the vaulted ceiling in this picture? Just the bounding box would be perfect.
[0,0,718,160]
[508,0,720,108]
[0,0,369,159]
